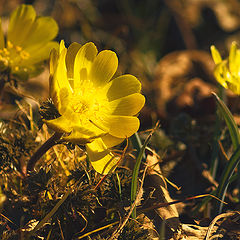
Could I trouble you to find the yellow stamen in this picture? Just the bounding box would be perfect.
[0,41,30,70]
[20,50,29,60]
[15,46,22,52]
[7,41,13,49]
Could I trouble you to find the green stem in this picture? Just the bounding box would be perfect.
[27,132,63,173]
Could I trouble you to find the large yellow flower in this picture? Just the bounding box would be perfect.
[211,42,240,94]
[44,40,145,174]
[0,4,58,79]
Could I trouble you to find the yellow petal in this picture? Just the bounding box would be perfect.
[90,50,118,87]
[59,40,66,53]
[66,42,81,80]
[226,80,240,95]
[101,134,125,148]
[107,93,145,116]
[69,117,106,136]
[105,74,142,101]
[74,42,97,89]
[229,42,237,63]
[233,49,240,77]
[62,125,105,144]
[49,48,59,76]
[20,16,58,49]
[43,116,73,133]
[98,115,140,138]
[86,138,120,175]
[229,42,237,75]
[0,18,4,49]
[214,61,229,88]
[23,41,59,65]
[51,48,72,113]
[61,113,107,143]
[8,4,36,46]
[55,48,71,94]
[210,45,222,64]
[58,88,75,116]
[49,49,60,107]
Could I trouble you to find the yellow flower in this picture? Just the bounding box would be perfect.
[211,42,240,94]
[44,40,145,174]
[0,4,59,79]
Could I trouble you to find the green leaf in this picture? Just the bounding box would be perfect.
[213,93,240,151]
[213,93,240,213]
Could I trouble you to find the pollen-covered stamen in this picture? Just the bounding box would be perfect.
[7,41,30,60]
[0,41,30,69]
[0,48,10,67]
[70,86,109,125]
[72,98,90,114]
[71,91,100,115]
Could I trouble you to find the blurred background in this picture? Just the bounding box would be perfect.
[1,0,240,120]
[1,0,240,123]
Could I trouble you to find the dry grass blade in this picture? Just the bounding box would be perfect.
[0,213,17,226]
[57,218,65,240]
[205,211,240,240]
[77,222,119,239]
[141,194,227,213]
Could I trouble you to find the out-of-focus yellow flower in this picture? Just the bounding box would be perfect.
[0,4,59,80]
[44,40,145,174]
[211,42,240,94]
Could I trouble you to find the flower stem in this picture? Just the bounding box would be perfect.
[27,132,63,173]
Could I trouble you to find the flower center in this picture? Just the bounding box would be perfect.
[70,87,100,117]
[0,41,30,71]
[69,84,108,126]
[72,98,91,114]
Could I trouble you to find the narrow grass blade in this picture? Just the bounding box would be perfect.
[213,93,240,151]
[210,87,225,178]
[130,132,146,161]
[130,132,152,219]
[216,147,240,213]
[116,172,122,200]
